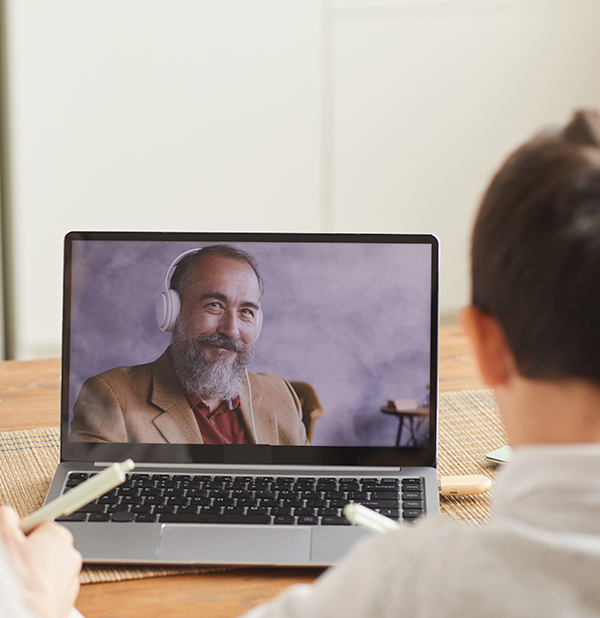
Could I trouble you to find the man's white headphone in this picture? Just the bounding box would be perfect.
[155,248,263,338]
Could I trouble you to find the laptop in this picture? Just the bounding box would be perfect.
[45,231,440,566]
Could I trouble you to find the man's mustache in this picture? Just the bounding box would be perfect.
[196,333,250,353]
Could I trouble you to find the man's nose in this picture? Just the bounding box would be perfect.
[217,311,242,340]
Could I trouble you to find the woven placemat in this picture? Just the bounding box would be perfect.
[0,389,507,583]
[438,389,507,526]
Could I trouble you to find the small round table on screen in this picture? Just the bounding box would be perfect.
[380,405,430,447]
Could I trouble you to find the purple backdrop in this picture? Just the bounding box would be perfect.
[68,240,433,447]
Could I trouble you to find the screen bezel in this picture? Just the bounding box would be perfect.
[60,231,439,468]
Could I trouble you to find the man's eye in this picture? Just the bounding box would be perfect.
[205,302,223,310]
[241,308,255,317]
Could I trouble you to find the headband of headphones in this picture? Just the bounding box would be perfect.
[155,248,263,338]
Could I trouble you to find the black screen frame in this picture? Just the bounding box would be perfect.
[60,231,439,468]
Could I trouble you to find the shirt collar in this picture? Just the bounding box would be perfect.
[185,391,241,412]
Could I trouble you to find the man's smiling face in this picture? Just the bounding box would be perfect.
[177,253,262,366]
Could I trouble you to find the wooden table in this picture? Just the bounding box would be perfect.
[0,325,483,618]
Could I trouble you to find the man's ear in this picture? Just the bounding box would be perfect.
[460,306,516,387]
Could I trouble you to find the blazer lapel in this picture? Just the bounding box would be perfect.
[239,371,274,444]
[150,350,204,444]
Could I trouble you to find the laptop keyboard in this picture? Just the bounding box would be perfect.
[58,472,425,525]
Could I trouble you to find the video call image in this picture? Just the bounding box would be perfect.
[67,240,433,448]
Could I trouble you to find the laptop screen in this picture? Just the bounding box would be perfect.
[61,232,439,467]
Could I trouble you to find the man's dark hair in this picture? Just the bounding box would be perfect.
[170,244,264,297]
[471,110,600,385]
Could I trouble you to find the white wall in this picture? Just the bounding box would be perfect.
[3,0,600,358]
[330,0,600,319]
[4,0,323,358]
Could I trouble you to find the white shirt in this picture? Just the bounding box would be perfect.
[242,445,600,618]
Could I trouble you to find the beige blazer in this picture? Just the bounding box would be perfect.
[69,349,308,445]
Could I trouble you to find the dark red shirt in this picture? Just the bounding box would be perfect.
[184,393,250,444]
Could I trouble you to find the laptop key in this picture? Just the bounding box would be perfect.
[159,513,270,524]
[178,505,199,515]
[98,493,118,503]
[154,504,175,514]
[131,504,152,514]
[118,485,137,495]
[294,508,315,517]
[306,498,327,508]
[68,472,88,480]
[247,506,269,516]
[107,504,128,513]
[273,515,295,525]
[88,512,110,522]
[271,506,293,516]
[164,487,185,496]
[321,516,351,526]
[197,506,220,514]
[345,491,369,500]
[223,506,245,515]
[323,490,345,499]
[57,512,87,522]
[137,478,155,487]
[210,489,231,499]
[156,479,178,489]
[354,499,398,509]
[135,513,157,523]
[297,515,318,525]
[111,511,136,522]
[318,508,340,517]
[65,473,88,487]
[255,489,277,499]
[316,479,337,490]
[370,491,398,500]
[280,497,303,508]
[186,488,207,497]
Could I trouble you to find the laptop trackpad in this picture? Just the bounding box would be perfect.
[157,524,312,564]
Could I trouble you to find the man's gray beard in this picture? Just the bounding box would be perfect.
[169,325,254,401]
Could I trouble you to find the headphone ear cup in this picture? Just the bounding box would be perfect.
[156,289,181,332]
[254,309,263,341]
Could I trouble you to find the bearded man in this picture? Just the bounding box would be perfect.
[69,245,308,445]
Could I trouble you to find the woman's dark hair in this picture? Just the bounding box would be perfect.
[471,110,600,384]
